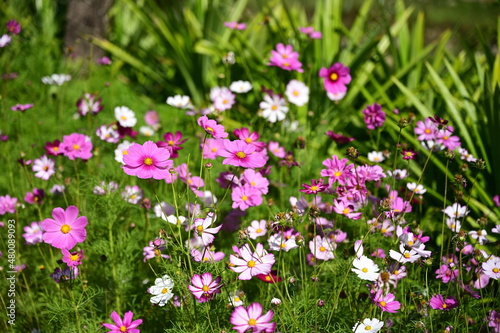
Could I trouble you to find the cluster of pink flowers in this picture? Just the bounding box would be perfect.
[268,43,303,72]
[414,116,463,151]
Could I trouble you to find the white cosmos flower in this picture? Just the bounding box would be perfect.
[443,203,469,219]
[229,80,253,93]
[260,94,288,123]
[139,126,155,137]
[166,95,192,108]
[149,275,175,306]
[389,243,421,263]
[114,106,137,127]
[285,79,309,106]
[41,73,71,86]
[367,151,385,163]
[351,255,380,281]
[327,91,346,101]
[407,182,426,194]
[352,318,384,333]
[114,140,133,164]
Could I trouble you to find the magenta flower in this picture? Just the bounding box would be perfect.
[325,130,354,144]
[142,239,170,262]
[102,311,143,333]
[232,185,263,211]
[0,195,18,215]
[156,131,187,159]
[122,141,173,179]
[24,188,45,205]
[59,133,93,160]
[268,43,303,72]
[197,115,228,138]
[414,118,438,141]
[6,20,21,35]
[372,290,400,313]
[188,272,223,302]
[201,138,224,159]
[300,179,327,195]
[11,103,34,111]
[61,248,84,267]
[41,206,88,250]
[298,26,322,39]
[436,128,461,150]
[435,264,458,283]
[97,56,112,65]
[362,103,386,130]
[219,139,266,168]
[319,62,351,94]
[234,127,266,151]
[44,139,62,156]
[230,302,276,333]
[229,243,275,280]
[429,294,458,311]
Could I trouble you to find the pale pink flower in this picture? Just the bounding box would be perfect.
[230,302,276,333]
[229,243,275,280]
[32,155,55,180]
[309,235,335,261]
[247,220,267,239]
[193,213,222,246]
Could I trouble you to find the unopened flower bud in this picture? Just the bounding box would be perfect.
[311,276,318,282]
[397,117,409,129]
[205,162,213,169]
[346,146,360,159]
[271,297,281,305]
[317,299,325,307]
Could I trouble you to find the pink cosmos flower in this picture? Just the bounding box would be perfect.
[44,139,62,156]
[414,118,438,141]
[143,239,170,262]
[59,133,93,160]
[487,310,500,333]
[372,290,400,313]
[197,115,228,138]
[230,302,276,333]
[298,26,322,39]
[0,195,17,215]
[320,155,355,186]
[241,169,269,194]
[300,179,327,195]
[188,272,223,302]
[23,222,44,244]
[232,185,263,211]
[190,247,225,262]
[268,43,303,72]
[229,243,275,280]
[210,86,235,111]
[234,128,266,151]
[122,141,173,179]
[6,20,21,35]
[24,188,45,205]
[333,199,362,220]
[41,206,88,250]
[11,103,34,111]
[201,138,224,159]
[193,213,222,246]
[97,56,112,65]
[319,62,351,95]
[429,294,458,311]
[436,128,461,150]
[219,139,267,168]
[435,264,458,283]
[268,141,286,158]
[224,21,246,30]
[363,103,386,130]
[309,235,335,261]
[61,248,84,267]
[102,311,143,333]
[76,93,103,116]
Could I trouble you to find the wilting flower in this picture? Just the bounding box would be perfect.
[102,311,142,333]
[149,275,175,306]
[230,302,276,333]
[41,206,88,250]
[188,272,223,302]
[122,141,173,179]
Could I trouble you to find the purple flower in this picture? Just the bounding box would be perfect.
[6,20,21,35]
[362,103,386,130]
[11,103,34,111]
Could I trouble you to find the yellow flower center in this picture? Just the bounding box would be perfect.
[43,166,49,171]
[120,326,127,332]
[72,144,80,150]
[330,72,338,81]
[280,243,287,248]
[319,246,326,252]
[283,62,290,67]
[223,99,229,104]
[168,140,174,146]
[162,288,169,294]
[202,285,210,292]
[144,157,153,165]
[381,229,387,233]
[122,150,128,155]
[234,297,240,302]
[206,126,214,133]
[70,253,80,261]
[334,171,342,177]
[211,148,217,152]
[342,208,350,214]
[241,195,248,201]
[405,152,412,157]
[196,225,204,232]
[293,90,299,96]
[247,260,256,268]
[236,151,246,159]
[121,115,127,120]
[256,228,262,233]
[404,252,411,259]
[442,303,447,309]
[248,319,257,326]
[271,105,278,111]
[154,249,161,256]
[365,326,372,330]
[362,268,368,273]
[60,224,71,234]
[380,301,386,306]
[265,276,271,281]
[53,147,59,152]
[310,186,318,192]
[408,240,414,246]
[245,138,253,143]
[493,268,499,273]
[425,129,431,134]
